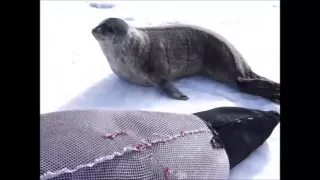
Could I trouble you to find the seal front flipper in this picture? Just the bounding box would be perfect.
[150,79,189,100]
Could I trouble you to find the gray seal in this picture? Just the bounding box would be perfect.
[92,18,280,103]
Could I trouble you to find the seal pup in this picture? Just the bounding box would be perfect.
[92,18,280,104]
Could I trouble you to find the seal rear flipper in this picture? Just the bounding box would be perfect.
[236,76,280,104]
[151,80,189,100]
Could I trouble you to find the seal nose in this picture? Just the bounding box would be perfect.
[92,26,102,35]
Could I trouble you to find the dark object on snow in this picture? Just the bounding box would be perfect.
[89,3,115,9]
[194,106,279,169]
[92,17,280,104]
[40,107,279,180]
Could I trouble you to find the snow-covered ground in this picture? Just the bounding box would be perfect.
[40,1,280,179]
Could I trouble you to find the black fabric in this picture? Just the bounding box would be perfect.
[194,107,280,169]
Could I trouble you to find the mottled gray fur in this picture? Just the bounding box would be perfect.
[92,18,280,103]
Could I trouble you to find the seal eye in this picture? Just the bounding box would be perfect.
[102,24,114,34]
[106,26,114,33]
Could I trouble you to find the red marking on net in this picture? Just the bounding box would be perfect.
[136,144,143,151]
[105,131,127,140]
[164,167,170,180]
[143,142,152,149]
[180,130,185,136]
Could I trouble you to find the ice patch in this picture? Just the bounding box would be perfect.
[89,2,115,9]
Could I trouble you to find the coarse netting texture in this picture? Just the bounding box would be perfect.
[40,109,229,180]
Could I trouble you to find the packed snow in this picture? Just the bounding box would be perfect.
[40,1,280,179]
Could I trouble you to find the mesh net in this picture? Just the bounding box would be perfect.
[40,109,229,180]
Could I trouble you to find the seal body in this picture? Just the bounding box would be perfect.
[92,18,280,103]
[138,25,252,85]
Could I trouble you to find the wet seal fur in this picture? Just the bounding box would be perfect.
[92,18,280,103]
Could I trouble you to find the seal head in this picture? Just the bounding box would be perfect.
[92,18,130,44]
[92,18,154,89]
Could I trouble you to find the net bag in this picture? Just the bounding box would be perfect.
[40,109,229,180]
[40,107,279,180]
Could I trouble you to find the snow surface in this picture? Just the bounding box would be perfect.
[40,1,280,179]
